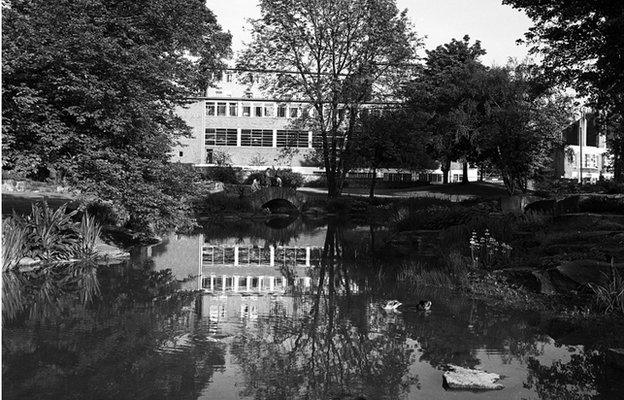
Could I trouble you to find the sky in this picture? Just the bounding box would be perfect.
[209,0,534,67]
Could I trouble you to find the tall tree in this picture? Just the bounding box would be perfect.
[474,65,574,194]
[238,0,420,198]
[2,0,231,232]
[405,36,487,184]
[503,0,624,181]
[350,109,435,197]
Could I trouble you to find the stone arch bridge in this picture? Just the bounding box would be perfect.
[249,187,307,212]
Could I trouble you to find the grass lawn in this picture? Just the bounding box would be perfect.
[2,192,79,216]
[300,182,510,201]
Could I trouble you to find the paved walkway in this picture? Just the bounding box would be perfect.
[298,182,508,201]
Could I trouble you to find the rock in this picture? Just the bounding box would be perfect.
[607,348,624,369]
[525,199,556,214]
[94,241,130,261]
[557,259,624,288]
[556,195,580,214]
[443,365,504,391]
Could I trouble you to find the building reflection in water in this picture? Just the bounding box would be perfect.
[196,237,360,326]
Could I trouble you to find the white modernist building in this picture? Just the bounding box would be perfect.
[172,70,478,183]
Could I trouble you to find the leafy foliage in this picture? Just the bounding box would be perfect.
[238,0,420,197]
[350,109,436,197]
[503,0,624,181]
[406,36,487,184]
[472,65,574,194]
[2,0,231,233]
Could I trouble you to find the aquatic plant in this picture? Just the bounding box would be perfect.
[18,202,79,262]
[397,261,456,288]
[2,218,27,271]
[588,259,624,315]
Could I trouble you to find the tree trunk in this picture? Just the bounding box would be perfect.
[462,161,469,184]
[441,160,450,184]
[369,167,377,198]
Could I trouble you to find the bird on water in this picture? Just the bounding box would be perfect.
[382,300,431,312]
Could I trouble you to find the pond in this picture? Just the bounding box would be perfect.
[3,217,624,399]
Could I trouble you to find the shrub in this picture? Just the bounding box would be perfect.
[304,176,328,188]
[85,200,120,226]
[244,172,269,186]
[579,195,624,214]
[201,166,242,184]
[276,169,304,188]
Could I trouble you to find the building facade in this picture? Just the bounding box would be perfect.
[554,113,612,182]
[172,71,478,183]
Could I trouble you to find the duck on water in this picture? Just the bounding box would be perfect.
[382,300,432,312]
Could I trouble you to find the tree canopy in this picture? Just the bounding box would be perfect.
[405,36,487,184]
[350,109,435,197]
[503,0,624,181]
[2,0,231,232]
[238,0,420,197]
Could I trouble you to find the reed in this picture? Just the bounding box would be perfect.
[2,218,27,271]
[588,259,624,315]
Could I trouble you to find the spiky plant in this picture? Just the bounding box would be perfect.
[588,259,624,315]
[2,218,27,271]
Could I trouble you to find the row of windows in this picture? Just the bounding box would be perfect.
[205,128,311,148]
[206,102,302,118]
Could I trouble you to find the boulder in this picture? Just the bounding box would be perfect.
[607,348,624,369]
[557,259,624,288]
[443,365,504,391]
[525,199,556,214]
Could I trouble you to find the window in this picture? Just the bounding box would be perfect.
[255,105,263,117]
[206,102,215,116]
[179,151,183,157]
[277,105,287,118]
[205,128,237,146]
[276,130,308,148]
[226,73,232,82]
[264,103,274,117]
[242,104,251,117]
[206,149,213,164]
[217,102,227,116]
[584,154,598,169]
[347,172,374,179]
[312,132,323,148]
[229,102,238,116]
[384,173,412,182]
[290,107,299,118]
[241,129,273,147]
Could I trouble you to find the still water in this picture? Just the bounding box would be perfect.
[3,218,624,399]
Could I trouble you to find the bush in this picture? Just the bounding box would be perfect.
[304,176,328,188]
[579,195,624,214]
[276,169,304,188]
[201,166,242,184]
[243,172,269,186]
[85,200,120,226]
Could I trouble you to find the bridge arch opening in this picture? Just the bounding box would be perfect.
[262,198,299,214]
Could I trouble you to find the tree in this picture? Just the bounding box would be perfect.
[503,0,624,181]
[405,36,487,184]
[474,65,573,194]
[238,0,420,198]
[2,0,231,233]
[350,109,435,197]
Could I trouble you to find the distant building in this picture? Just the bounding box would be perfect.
[554,113,612,182]
[172,70,478,183]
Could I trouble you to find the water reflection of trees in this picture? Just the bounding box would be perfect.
[525,348,624,399]
[2,262,225,400]
[230,222,417,400]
